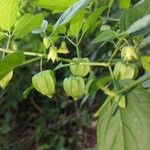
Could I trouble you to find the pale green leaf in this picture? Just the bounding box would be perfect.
[68,10,85,37]
[82,6,107,34]
[32,0,77,13]
[114,95,126,108]
[89,76,111,95]
[0,0,19,31]
[0,32,6,41]
[120,0,150,32]
[13,13,44,39]
[53,0,92,31]
[92,30,117,44]
[97,83,150,150]
[141,56,150,72]
[127,15,150,34]
[119,0,131,9]
[0,52,25,80]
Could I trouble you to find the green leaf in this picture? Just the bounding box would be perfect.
[120,0,150,32]
[108,0,115,9]
[13,13,44,39]
[119,0,131,9]
[141,56,150,72]
[32,0,77,13]
[97,84,150,150]
[114,95,126,108]
[92,30,117,44]
[127,15,150,34]
[82,6,107,34]
[0,0,19,31]
[89,76,111,95]
[139,73,150,88]
[0,32,6,41]
[0,52,25,80]
[53,0,92,31]
[68,10,85,37]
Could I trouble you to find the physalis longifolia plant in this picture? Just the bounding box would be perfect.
[0,0,150,149]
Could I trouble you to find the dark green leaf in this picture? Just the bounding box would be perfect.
[89,76,111,95]
[97,84,150,150]
[68,10,85,37]
[120,0,150,32]
[0,52,25,80]
[82,6,107,34]
[53,0,92,31]
[92,30,118,44]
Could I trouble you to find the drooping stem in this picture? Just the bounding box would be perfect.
[116,75,150,95]
[0,48,112,67]
[108,38,123,91]
[75,35,81,58]
[21,57,42,66]
[2,33,12,58]
[0,48,46,57]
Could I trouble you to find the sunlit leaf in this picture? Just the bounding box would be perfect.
[0,0,19,31]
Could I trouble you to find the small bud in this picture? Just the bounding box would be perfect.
[58,41,69,54]
[0,70,13,89]
[100,25,111,31]
[43,37,51,49]
[48,46,58,63]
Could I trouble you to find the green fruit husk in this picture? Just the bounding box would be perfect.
[70,58,90,77]
[113,61,138,80]
[32,70,55,98]
[63,76,85,101]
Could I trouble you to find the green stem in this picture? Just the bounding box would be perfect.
[108,38,123,90]
[76,45,80,58]
[108,38,123,65]
[40,59,43,71]
[0,48,111,67]
[53,63,71,71]
[21,57,42,66]
[94,75,150,117]
[0,48,46,58]
[116,75,150,95]
[80,62,109,67]
[2,34,11,58]
[109,66,117,91]
[65,36,76,46]
[106,17,119,22]
[76,36,80,58]
[57,57,72,63]
[93,96,112,117]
